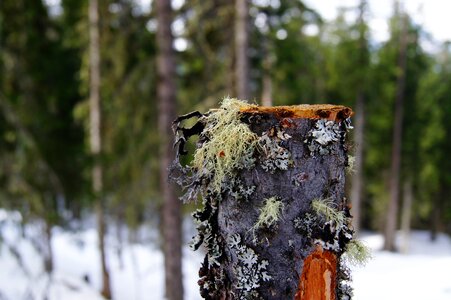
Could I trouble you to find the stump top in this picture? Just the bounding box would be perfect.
[241,104,353,122]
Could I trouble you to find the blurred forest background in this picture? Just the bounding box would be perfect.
[0,0,450,299]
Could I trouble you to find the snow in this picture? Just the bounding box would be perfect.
[352,231,451,300]
[1,209,451,300]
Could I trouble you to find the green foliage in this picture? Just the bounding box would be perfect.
[415,43,451,223]
[264,3,325,105]
[77,0,158,228]
[0,0,450,243]
[365,9,429,229]
[180,0,234,107]
[325,3,370,106]
[0,0,86,223]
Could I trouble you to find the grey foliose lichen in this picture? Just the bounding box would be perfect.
[338,260,353,300]
[293,212,318,239]
[189,194,224,266]
[238,145,257,170]
[259,128,292,173]
[224,177,256,201]
[305,119,342,156]
[228,234,272,299]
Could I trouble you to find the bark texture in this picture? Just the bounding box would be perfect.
[350,0,368,236]
[173,102,355,300]
[400,180,413,253]
[261,71,273,107]
[218,109,349,299]
[89,0,111,298]
[44,219,54,274]
[155,0,184,299]
[350,92,364,235]
[261,31,274,107]
[384,14,408,251]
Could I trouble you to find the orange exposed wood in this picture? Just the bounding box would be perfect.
[295,246,338,300]
[241,104,353,122]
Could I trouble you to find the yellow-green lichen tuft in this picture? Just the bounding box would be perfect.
[343,239,372,266]
[192,98,258,193]
[312,198,346,224]
[254,197,284,229]
[346,155,356,174]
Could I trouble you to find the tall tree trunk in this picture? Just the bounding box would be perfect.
[384,14,408,251]
[44,218,54,274]
[261,34,273,107]
[89,0,111,298]
[116,210,125,270]
[350,1,367,236]
[235,0,250,99]
[430,197,440,241]
[261,73,272,106]
[155,0,183,299]
[400,179,413,253]
[430,185,444,241]
[350,91,364,235]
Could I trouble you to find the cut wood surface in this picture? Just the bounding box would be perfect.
[296,246,338,300]
[241,104,353,121]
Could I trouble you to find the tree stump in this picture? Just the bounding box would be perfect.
[172,99,362,300]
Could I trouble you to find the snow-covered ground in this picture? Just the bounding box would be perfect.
[1,209,450,300]
[352,231,451,300]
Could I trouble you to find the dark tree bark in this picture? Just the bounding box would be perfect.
[350,92,364,236]
[89,0,112,298]
[261,70,273,106]
[235,0,250,99]
[218,106,351,299]
[430,184,445,241]
[261,35,274,107]
[400,180,413,253]
[44,218,54,274]
[173,103,355,299]
[155,0,183,299]
[350,0,367,236]
[384,14,409,251]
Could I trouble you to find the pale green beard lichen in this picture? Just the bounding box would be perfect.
[343,240,372,267]
[192,98,258,194]
[254,197,284,229]
[311,199,372,265]
[312,198,346,224]
[346,155,356,174]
